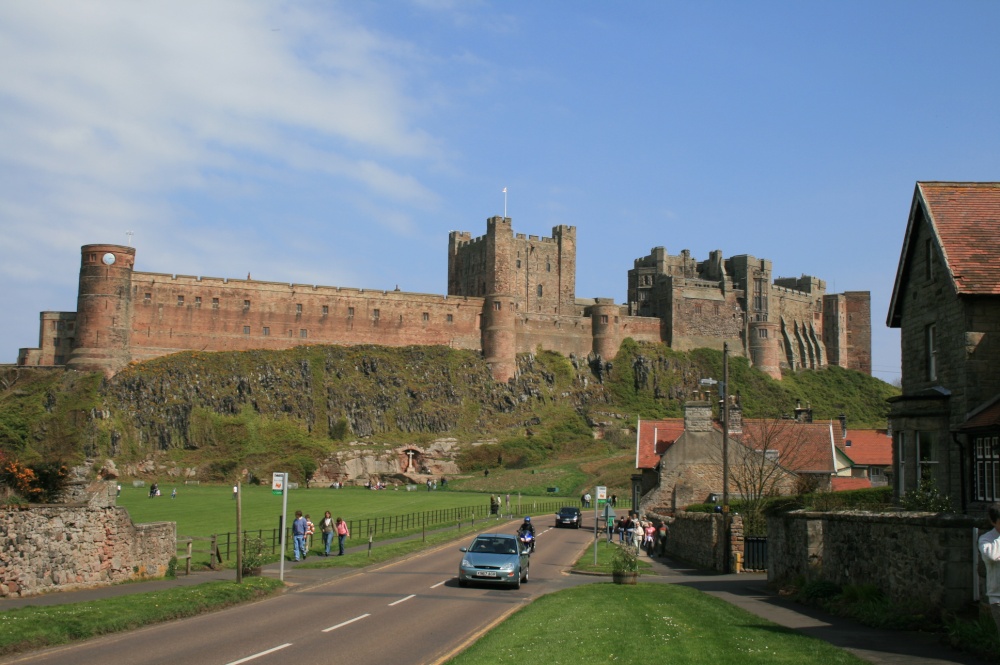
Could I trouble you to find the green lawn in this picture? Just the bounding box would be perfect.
[445,583,866,664]
[117,483,555,538]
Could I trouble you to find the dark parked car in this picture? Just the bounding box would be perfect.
[555,506,582,528]
[458,533,529,589]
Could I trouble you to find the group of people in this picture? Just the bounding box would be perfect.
[611,513,669,556]
[291,510,350,560]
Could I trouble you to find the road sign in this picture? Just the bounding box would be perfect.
[596,486,607,501]
[272,472,285,495]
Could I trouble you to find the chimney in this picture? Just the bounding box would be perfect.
[728,396,743,435]
[684,401,713,432]
[838,414,847,440]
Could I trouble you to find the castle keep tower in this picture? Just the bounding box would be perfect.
[66,244,135,376]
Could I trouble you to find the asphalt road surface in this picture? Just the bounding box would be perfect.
[2,519,602,665]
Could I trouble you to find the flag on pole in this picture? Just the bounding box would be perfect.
[502,187,507,193]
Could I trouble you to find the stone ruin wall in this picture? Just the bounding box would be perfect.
[0,482,175,598]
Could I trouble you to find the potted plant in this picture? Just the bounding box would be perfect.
[611,543,639,584]
[241,536,268,577]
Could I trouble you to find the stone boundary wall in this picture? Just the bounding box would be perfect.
[768,510,982,612]
[656,510,725,571]
[0,483,175,598]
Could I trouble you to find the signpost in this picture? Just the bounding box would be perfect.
[273,472,288,581]
[593,485,606,565]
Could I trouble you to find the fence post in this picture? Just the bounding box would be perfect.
[186,539,193,575]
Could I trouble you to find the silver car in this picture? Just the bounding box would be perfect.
[458,533,530,589]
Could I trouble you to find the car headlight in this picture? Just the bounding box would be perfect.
[499,562,515,571]
[461,558,472,568]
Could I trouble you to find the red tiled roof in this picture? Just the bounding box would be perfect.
[831,477,873,491]
[636,419,685,469]
[838,429,892,466]
[919,182,1000,295]
[728,420,837,474]
[961,395,1000,431]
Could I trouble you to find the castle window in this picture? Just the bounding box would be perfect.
[243,326,250,335]
[537,284,543,297]
[546,260,551,272]
[494,301,501,311]
[516,259,521,269]
[758,328,768,338]
[694,303,701,315]
[447,314,454,323]
[243,300,251,311]
[372,309,380,326]
[195,297,202,307]
[212,298,219,309]
[601,315,608,324]
[348,307,355,318]
[714,303,720,316]
[68,322,74,331]
[144,293,151,303]
[422,312,429,321]
[177,296,184,306]
[322,305,329,316]
[926,324,938,381]
[296,303,302,315]
[300,329,308,338]
[263,327,270,336]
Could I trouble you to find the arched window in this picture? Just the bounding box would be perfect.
[537,284,543,297]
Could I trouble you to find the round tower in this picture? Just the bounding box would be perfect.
[481,295,517,383]
[747,320,781,380]
[590,301,621,360]
[66,244,136,376]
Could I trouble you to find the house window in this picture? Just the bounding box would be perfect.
[262,327,270,336]
[300,329,307,338]
[194,297,202,307]
[422,312,429,322]
[975,435,1000,502]
[322,305,329,316]
[296,303,302,315]
[917,431,937,486]
[243,326,250,335]
[177,295,184,306]
[926,324,937,381]
[243,300,251,311]
[212,298,219,309]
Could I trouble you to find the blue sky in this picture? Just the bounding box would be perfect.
[3,1,1000,383]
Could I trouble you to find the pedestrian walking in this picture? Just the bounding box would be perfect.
[336,517,349,556]
[304,514,315,555]
[292,511,307,561]
[321,511,335,556]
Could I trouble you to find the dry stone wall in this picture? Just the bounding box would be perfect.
[768,510,982,612]
[0,482,175,598]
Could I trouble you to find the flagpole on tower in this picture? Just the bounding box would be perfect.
[502,187,507,218]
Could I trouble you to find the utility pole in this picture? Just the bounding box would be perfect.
[722,342,731,574]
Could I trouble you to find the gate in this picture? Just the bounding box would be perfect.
[743,536,768,571]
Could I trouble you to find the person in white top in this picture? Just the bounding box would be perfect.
[978,502,1000,634]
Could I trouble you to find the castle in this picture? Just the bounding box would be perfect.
[16,216,870,381]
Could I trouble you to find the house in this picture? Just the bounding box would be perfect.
[637,400,854,515]
[887,182,1000,514]
[836,426,892,487]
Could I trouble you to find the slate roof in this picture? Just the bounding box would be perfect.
[635,419,685,469]
[728,420,837,474]
[889,182,1000,326]
[838,429,892,466]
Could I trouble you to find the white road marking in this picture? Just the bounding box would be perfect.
[430,581,446,588]
[225,643,292,665]
[322,613,371,633]
[388,594,416,606]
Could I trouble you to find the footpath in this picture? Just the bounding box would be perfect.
[0,531,992,665]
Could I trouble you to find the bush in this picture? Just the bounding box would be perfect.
[800,579,841,602]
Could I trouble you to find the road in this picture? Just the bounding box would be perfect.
[2,520,602,665]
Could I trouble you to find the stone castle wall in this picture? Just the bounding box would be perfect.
[768,510,982,612]
[0,483,175,598]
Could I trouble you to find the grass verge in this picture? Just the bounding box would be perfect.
[571,537,654,575]
[0,577,283,657]
[445,583,866,664]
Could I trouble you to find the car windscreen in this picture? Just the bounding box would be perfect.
[470,538,517,554]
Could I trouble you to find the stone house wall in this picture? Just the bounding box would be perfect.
[768,510,982,612]
[0,482,175,598]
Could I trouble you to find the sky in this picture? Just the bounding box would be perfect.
[3,1,1000,383]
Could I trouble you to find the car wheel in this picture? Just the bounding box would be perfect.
[523,568,529,583]
[511,576,521,590]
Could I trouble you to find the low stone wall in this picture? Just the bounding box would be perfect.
[656,510,726,571]
[0,482,175,598]
[768,510,982,612]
